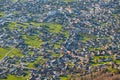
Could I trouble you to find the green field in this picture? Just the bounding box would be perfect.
[26,56,48,68]
[22,35,42,48]
[0,47,23,59]
[7,48,23,57]
[6,22,62,34]
[0,48,11,59]
[60,0,75,2]
[4,75,29,80]
[0,12,4,17]
[30,22,62,33]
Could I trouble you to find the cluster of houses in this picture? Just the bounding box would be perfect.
[0,0,120,79]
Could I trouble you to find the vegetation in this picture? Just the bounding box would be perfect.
[0,48,11,59]
[22,35,42,48]
[11,0,18,2]
[60,0,75,2]
[7,48,23,57]
[0,47,23,60]
[77,34,98,43]
[51,53,63,58]
[26,56,48,68]
[5,75,29,80]
[6,22,17,30]
[30,22,62,34]
[0,12,4,17]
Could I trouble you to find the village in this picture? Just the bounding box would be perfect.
[0,0,120,80]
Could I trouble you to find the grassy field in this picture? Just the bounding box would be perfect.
[115,60,120,64]
[60,77,68,80]
[6,22,17,30]
[30,22,62,34]
[22,35,42,48]
[0,47,23,59]
[5,22,62,34]
[60,0,75,2]
[26,56,48,68]
[11,0,18,2]
[90,55,120,66]
[0,48,11,59]
[6,22,29,30]
[89,47,102,51]
[4,75,29,80]
[51,53,63,58]
[0,12,4,17]
[80,34,97,42]
[7,48,23,57]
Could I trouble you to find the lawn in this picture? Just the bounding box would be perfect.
[115,60,120,64]
[11,0,17,2]
[0,48,11,59]
[0,12,4,17]
[89,47,102,51]
[22,35,42,48]
[51,53,63,58]
[0,47,23,60]
[81,34,97,42]
[91,55,114,66]
[5,75,29,80]
[7,48,23,57]
[59,75,68,80]
[60,0,75,2]
[3,22,63,34]
[6,22,29,30]
[3,22,29,30]
[26,56,48,68]
[4,22,17,30]
[60,77,68,80]
[91,62,110,66]
[30,22,62,34]
[62,30,69,38]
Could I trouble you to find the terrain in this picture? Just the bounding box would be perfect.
[0,0,120,80]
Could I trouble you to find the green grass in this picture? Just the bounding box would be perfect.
[100,22,109,27]
[7,48,23,57]
[89,47,102,51]
[63,30,69,38]
[107,67,120,73]
[11,0,25,3]
[81,34,97,42]
[115,60,120,64]
[0,47,23,60]
[3,22,18,30]
[54,44,61,48]
[30,22,62,34]
[22,35,42,48]
[17,22,29,28]
[26,56,47,68]
[60,0,75,2]
[91,55,115,66]
[82,37,91,42]
[0,12,4,17]
[11,0,18,2]
[91,62,110,66]
[4,75,29,80]
[60,77,68,80]
[4,22,29,30]
[59,75,68,80]
[7,22,17,30]
[3,22,63,34]
[51,53,63,58]
[27,53,62,68]
[0,48,11,59]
